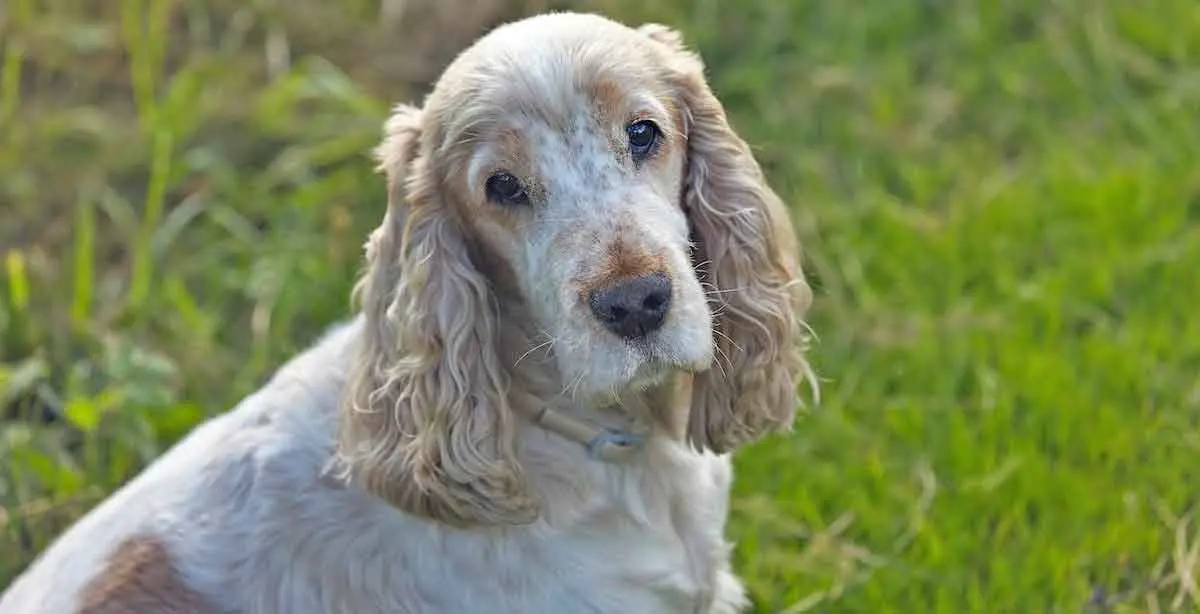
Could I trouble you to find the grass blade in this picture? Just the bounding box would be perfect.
[127,127,173,313]
[71,191,96,329]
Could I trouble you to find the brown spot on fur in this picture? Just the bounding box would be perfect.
[76,536,220,614]
[606,236,667,280]
[578,235,668,299]
[589,77,627,120]
[586,76,682,162]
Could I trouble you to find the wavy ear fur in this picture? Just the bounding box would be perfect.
[337,104,536,527]
[640,24,816,454]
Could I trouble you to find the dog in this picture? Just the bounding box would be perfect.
[1,11,815,613]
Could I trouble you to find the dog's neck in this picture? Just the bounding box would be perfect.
[523,371,694,462]
[496,303,693,462]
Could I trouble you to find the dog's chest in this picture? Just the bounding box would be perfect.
[461,451,740,613]
[321,454,738,613]
[453,495,730,612]
[554,500,723,612]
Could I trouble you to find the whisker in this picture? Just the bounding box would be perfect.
[563,370,587,400]
[514,338,554,368]
[703,286,748,296]
[571,372,588,401]
[538,329,558,354]
[712,328,745,356]
[710,343,732,383]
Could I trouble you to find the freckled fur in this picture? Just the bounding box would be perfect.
[1,12,815,614]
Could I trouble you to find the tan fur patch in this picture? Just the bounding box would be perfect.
[589,77,627,121]
[76,536,219,614]
[579,236,668,298]
[604,237,667,280]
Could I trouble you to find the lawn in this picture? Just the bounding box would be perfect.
[2,0,1198,612]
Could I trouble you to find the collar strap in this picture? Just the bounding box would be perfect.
[527,405,645,463]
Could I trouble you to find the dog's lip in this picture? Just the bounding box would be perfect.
[620,356,707,395]
[634,341,712,375]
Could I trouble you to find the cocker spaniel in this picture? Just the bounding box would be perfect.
[1,11,815,614]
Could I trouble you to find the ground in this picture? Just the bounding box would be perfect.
[1,0,1198,612]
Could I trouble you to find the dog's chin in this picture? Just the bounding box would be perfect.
[566,330,714,405]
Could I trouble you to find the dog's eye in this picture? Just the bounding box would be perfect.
[485,172,529,205]
[627,120,660,160]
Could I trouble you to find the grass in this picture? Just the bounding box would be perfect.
[2,0,1198,611]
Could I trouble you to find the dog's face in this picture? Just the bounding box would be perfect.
[340,12,811,527]
[426,18,713,402]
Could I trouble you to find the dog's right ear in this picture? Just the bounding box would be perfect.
[336,103,537,528]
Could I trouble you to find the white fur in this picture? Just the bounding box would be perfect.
[0,318,747,613]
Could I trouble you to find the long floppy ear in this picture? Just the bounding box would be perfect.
[640,24,817,454]
[336,103,537,526]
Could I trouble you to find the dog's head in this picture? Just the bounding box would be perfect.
[338,13,814,526]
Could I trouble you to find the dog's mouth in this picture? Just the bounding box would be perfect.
[629,334,712,379]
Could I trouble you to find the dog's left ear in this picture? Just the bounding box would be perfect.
[639,24,817,454]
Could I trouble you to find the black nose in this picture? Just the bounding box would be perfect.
[588,272,672,339]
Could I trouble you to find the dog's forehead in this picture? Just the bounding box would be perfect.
[469,12,647,64]
[434,16,663,126]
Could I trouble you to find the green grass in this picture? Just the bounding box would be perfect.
[2,0,1198,611]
